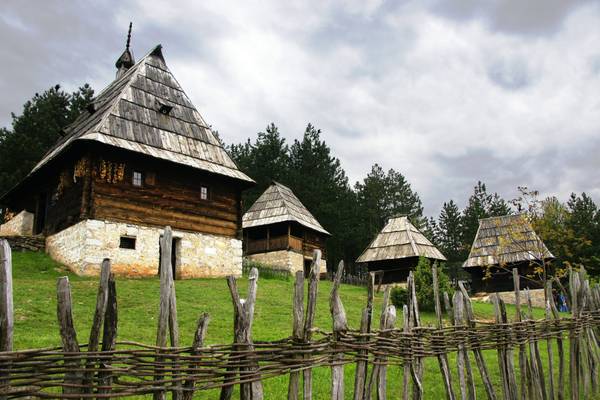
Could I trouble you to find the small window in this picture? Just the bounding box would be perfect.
[200,186,209,200]
[132,171,143,187]
[119,236,136,249]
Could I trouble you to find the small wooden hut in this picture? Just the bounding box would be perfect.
[463,214,554,293]
[242,182,329,275]
[356,216,446,283]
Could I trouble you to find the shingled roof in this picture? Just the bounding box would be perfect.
[27,45,253,184]
[463,214,554,268]
[356,216,446,263]
[242,182,330,235]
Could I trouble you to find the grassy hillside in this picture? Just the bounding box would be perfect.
[9,251,573,399]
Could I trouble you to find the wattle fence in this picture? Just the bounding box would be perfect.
[1,228,600,399]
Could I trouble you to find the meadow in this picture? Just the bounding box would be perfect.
[10,251,583,399]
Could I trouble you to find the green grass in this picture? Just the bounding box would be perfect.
[9,251,590,399]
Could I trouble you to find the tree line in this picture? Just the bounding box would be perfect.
[1,84,600,278]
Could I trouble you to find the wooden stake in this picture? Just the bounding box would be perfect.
[289,271,305,400]
[57,276,81,396]
[330,261,348,400]
[303,249,321,400]
[97,273,117,395]
[0,240,13,400]
[183,313,210,400]
[432,265,456,400]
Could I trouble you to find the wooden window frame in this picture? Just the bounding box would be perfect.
[200,185,210,201]
[132,170,143,187]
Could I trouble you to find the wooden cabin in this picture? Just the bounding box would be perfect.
[462,214,554,293]
[356,216,446,284]
[0,40,254,278]
[242,182,329,275]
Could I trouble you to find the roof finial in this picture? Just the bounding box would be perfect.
[115,22,135,78]
[126,22,132,51]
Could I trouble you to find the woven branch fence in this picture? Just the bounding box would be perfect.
[1,228,600,399]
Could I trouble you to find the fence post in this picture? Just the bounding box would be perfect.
[330,261,348,400]
[432,265,455,400]
[97,273,117,395]
[288,271,305,400]
[569,269,580,400]
[457,282,497,400]
[57,276,81,396]
[512,268,529,400]
[182,313,210,400]
[303,250,321,400]
[407,272,423,400]
[546,280,565,400]
[353,274,373,400]
[0,240,13,399]
[452,291,475,400]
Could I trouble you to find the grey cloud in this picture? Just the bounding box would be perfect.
[431,0,594,36]
[487,57,534,90]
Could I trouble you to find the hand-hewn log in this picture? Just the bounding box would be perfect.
[57,276,81,396]
[183,313,210,400]
[289,271,305,400]
[303,250,321,400]
[330,261,347,400]
[432,265,455,400]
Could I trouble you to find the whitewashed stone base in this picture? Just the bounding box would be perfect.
[0,210,34,236]
[46,219,242,278]
[246,250,327,275]
[472,288,546,309]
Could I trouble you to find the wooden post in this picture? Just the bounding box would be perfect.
[155,226,179,400]
[0,240,13,399]
[457,282,497,400]
[183,313,210,400]
[353,274,374,400]
[512,268,528,400]
[432,265,456,400]
[569,269,580,400]
[453,291,475,400]
[288,271,305,400]
[402,304,412,400]
[83,258,111,393]
[366,286,391,399]
[303,250,321,400]
[407,272,423,400]
[330,261,348,400]
[547,280,565,400]
[97,273,117,395]
[57,276,81,396]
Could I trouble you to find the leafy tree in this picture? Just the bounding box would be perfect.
[0,84,94,200]
[565,193,600,273]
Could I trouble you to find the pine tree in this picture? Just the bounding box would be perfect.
[0,84,94,199]
[437,200,463,261]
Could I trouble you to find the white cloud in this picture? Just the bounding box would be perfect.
[1,0,600,215]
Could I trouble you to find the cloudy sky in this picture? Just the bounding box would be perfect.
[1,0,599,215]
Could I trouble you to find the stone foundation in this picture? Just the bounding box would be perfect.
[246,250,327,275]
[46,219,242,278]
[472,288,546,309]
[0,211,33,236]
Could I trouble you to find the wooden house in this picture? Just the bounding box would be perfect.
[0,39,254,278]
[462,214,554,293]
[356,216,446,283]
[242,182,329,275]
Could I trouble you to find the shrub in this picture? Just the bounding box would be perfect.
[390,286,408,308]
[413,257,454,312]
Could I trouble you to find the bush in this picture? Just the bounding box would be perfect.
[390,286,408,308]
[413,257,454,312]
[390,257,454,312]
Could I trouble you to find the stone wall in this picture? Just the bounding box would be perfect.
[0,211,33,236]
[46,219,242,278]
[246,250,327,275]
[472,288,546,309]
